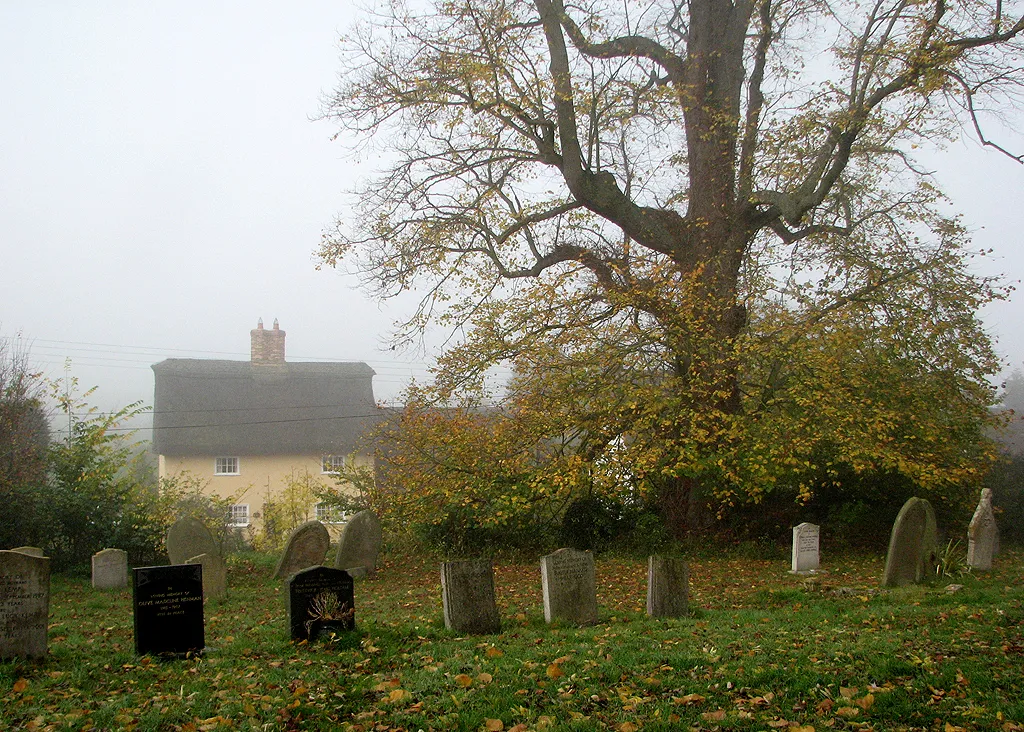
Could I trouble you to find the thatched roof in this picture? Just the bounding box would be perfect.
[152,359,381,457]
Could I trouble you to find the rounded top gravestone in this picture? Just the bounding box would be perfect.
[333,510,383,575]
[166,517,219,566]
[274,520,331,579]
[882,497,938,587]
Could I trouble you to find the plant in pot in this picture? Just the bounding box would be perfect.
[304,590,355,640]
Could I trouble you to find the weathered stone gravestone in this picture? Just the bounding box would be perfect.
[287,566,355,641]
[646,555,689,618]
[274,520,331,579]
[791,522,820,573]
[166,517,219,566]
[540,548,598,625]
[0,550,50,660]
[186,553,227,599]
[92,548,128,589]
[882,497,939,587]
[967,487,997,571]
[440,559,501,634]
[334,510,383,576]
[11,546,45,557]
[133,564,205,657]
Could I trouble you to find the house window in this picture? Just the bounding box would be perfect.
[315,502,346,524]
[321,455,347,474]
[228,504,250,527]
[215,457,239,475]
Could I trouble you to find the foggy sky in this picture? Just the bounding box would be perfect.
[2,2,1022,430]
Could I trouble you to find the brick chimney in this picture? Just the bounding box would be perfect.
[250,318,286,364]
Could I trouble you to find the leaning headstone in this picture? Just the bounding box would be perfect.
[0,550,50,660]
[287,566,355,641]
[133,564,205,657]
[791,522,820,573]
[166,517,219,566]
[11,546,45,557]
[967,487,997,571]
[540,548,598,625]
[92,548,128,589]
[334,510,383,575]
[274,520,331,579]
[441,558,501,634]
[882,497,939,587]
[186,553,227,599]
[646,555,689,618]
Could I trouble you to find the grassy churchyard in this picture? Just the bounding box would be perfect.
[2,549,1023,732]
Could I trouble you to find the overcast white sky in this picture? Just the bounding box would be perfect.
[1,2,1022,430]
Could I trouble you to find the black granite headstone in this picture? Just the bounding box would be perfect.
[133,564,205,657]
[287,566,355,641]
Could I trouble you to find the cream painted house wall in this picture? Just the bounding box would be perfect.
[158,453,372,538]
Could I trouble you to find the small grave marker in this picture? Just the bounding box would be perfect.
[166,517,219,566]
[92,548,128,589]
[540,548,597,625]
[646,555,689,618]
[0,550,50,660]
[186,553,227,599]
[11,546,45,557]
[133,564,205,657]
[882,497,939,587]
[440,558,501,634]
[967,487,997,571]
[791,522,820,573]
[287,566,355,641]
[334,510,383,576]
[274,520,331,579]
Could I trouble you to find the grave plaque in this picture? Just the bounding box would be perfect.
[967,487,997,571]
[287,566,355,641]
[166,517,219,566]
[540,548,597,625]
[0,550,50,660]
[334,510,383,576]
[186,553,227,599]
[133,564,205,657]
[441,558,501,634]
[882,497,939,587]
[791,523,820,573]
[92,548,128,589]
[646,555,689,618]
[275,520,331,579]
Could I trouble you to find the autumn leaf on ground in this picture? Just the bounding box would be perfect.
[484,719,504,731]
[455,674,473,688]
[486,647,504,658]
[702,710,727,721]
[789,726,816,732]
[546,664,564,679]
[385,689,411,703]
[477,672,493,684]
[508,725,529,732]
[839,687,857,700]
[13,678,29,693]
[836,706,860,718]
[618,722,639,732]
[816,699,834,714]
[673,693,705,705]
[374,679,402,691]
[855,693,874,710]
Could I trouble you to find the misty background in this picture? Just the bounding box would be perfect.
[1,1,1022,442]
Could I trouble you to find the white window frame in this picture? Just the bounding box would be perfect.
[214,457,239,476]
[315,502,346,524]
[321,454,347,474]
[228,504,250,527]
